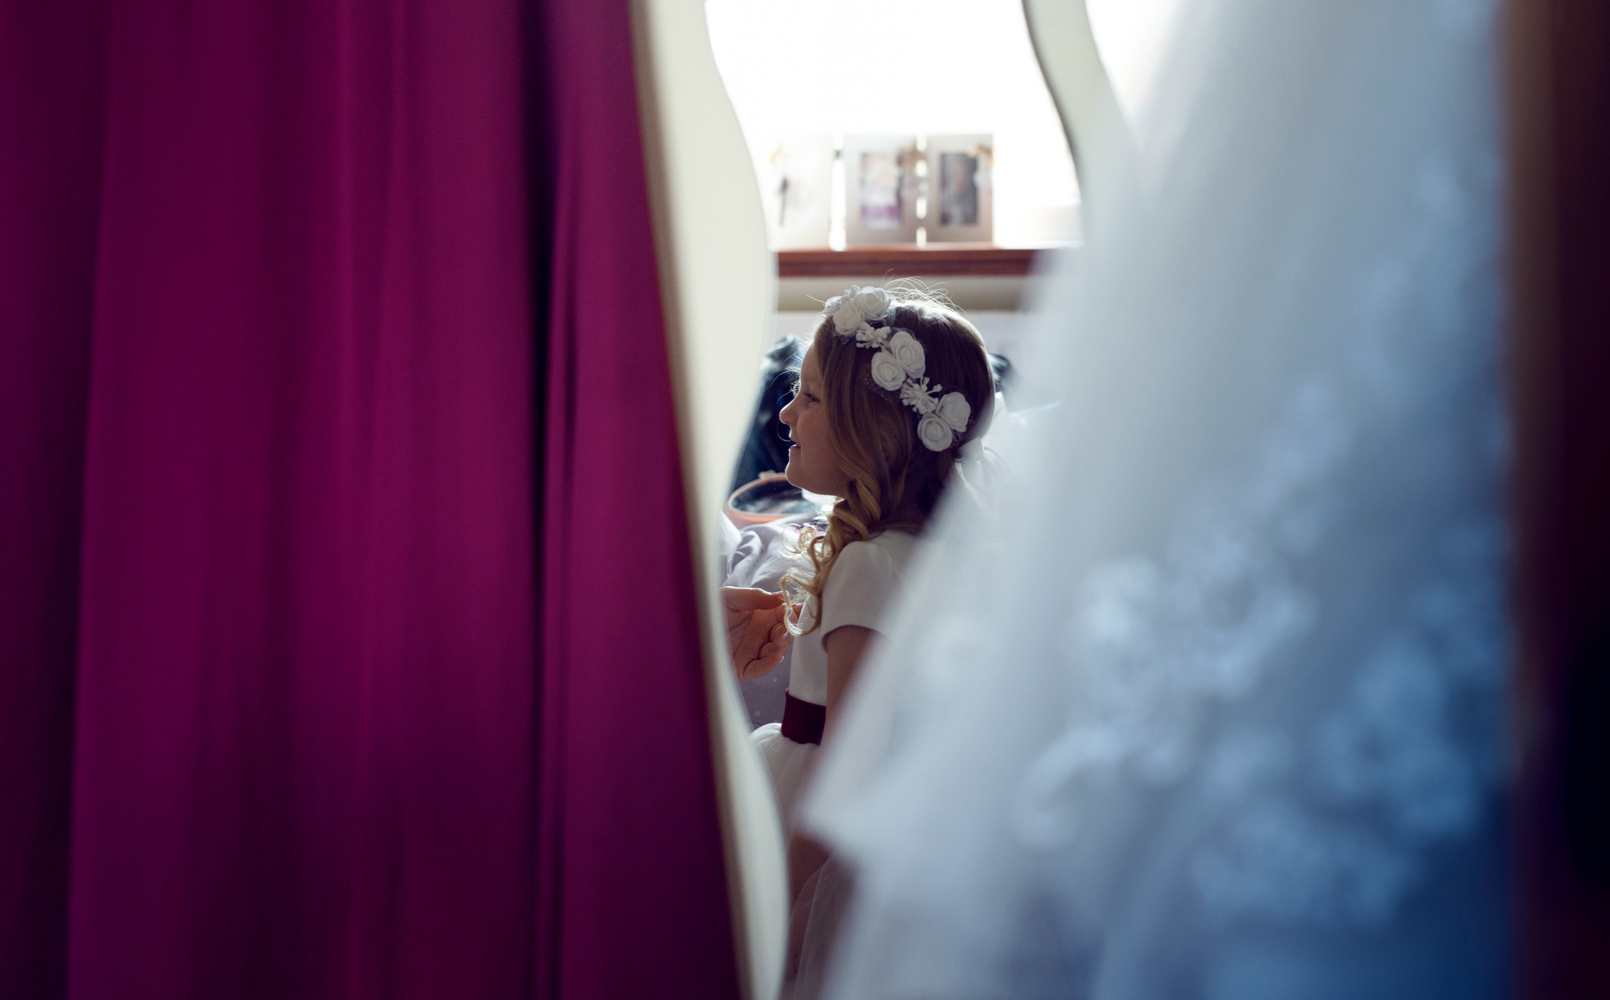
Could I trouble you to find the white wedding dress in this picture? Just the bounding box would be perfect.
[798,1,1510,997]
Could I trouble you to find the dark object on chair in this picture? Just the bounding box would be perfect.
[989,351,1013,398]
[730,336,805,495]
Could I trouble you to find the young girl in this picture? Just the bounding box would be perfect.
[747,284,995,995]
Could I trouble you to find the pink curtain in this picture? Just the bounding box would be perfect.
[531,3,740,998]
[0,0,737,996]
[0,4,106,995]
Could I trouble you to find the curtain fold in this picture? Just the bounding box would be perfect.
[530,3,741,999]
[68,0,538,995]
[0,0,738,996]
[0,4,108,996]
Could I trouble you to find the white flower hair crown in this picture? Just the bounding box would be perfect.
[823,285,972,452]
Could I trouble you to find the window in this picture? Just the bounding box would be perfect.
[706,0,1079,247]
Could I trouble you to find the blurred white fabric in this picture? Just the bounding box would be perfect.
[801,1,1510,997]
[724,515,812,728]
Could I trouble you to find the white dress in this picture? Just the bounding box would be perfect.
[751,530,920,1000]
[751,529,919,836]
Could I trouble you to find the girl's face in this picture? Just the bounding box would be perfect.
[779,345,851,497]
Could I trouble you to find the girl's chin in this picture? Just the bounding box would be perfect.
[783,464,813,494]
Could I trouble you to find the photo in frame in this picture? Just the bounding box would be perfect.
[756,135,836,250]
[923,134,994,244]
[843,134,920,246]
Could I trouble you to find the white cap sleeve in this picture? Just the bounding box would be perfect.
[819,540,901,636]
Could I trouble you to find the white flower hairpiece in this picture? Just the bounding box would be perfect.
[823,285,973,452]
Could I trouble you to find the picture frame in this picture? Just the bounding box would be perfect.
[756,135,836,250]
[843,134,920,246]
[923,134,994,244]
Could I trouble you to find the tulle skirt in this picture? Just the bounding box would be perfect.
[750,722,817,835]
[751,724,848,1000]
[785,856,852,1000]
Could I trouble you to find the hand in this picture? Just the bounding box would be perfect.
[721,587,793,680]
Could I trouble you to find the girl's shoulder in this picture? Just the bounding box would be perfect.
[834,529,917,577]
[819,530,920,635]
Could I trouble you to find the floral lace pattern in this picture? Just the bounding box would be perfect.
[802,1,1509,995]
[1011,145,1505,928]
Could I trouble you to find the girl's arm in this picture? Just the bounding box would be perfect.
[822,623,876,720]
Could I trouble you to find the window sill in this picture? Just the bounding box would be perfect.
[777,244,1052,279]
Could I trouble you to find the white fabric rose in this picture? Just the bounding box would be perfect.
[852,286,891,323]
[900,380,939,414]
[870,349,906,391]
[937,391,971,432]
[886,329,926,378]
[916,413,954,451]
[833,301,866,334]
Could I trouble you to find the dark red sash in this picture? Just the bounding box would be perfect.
[781,690,826,745]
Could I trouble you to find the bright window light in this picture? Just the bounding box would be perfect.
[705,0,1080,246]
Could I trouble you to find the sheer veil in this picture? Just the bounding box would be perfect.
[801,1,1509,996]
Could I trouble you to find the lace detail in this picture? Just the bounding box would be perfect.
[800,1,1509,993]
[1006,126,1505,924]
[1193,516,1506,927]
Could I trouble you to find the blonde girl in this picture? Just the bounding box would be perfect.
[744,285,995,995]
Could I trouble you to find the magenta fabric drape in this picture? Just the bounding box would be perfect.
[0,4,107,995]
[530,3,741,998]
[68,0,538,994]
[0,0,739,996]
